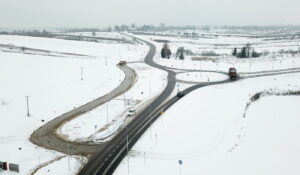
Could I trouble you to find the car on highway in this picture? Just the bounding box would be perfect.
[127,108,136,117]
[118,61,126,66]
[176,91,185,98]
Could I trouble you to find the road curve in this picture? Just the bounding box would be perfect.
[79,35,300,175]
[30,65,137,155]
[78,36,177,175]
[77,35,233,174]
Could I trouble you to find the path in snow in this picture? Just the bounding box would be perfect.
[30,64,137,155]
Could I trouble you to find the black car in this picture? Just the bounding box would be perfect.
[176,91,185,98]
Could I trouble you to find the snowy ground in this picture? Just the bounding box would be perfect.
[176,72,228,83]
[34,156,87,175]
[0,34,148,174]
[137,33,300,73]
[57,63,168,143]
[0,34,148,61]
[2,31,300,175]
[114,72,300,175]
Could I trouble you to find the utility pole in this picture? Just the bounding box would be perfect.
[81,67,83,80]
[126,127,129,153]
[149,70,152,96]
[106,103,109,124]
[123,93,126,110]
[126,127,130,174]
[247,58,251,79]
[178,160,183,175]
[26,96,30,116]
[66,128,70,172]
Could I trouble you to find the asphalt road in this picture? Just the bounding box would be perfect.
[78,35,300,175]
[77,36,233,175]
[29,33,300,175]
[77,36,176,175]
[30,65,137,155]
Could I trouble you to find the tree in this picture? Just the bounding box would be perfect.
[235,44,261,58]
[245,43,251,57]
[120,24,129,31]
[251,49,262,58]
[161,43,171,58]
[176,47,185,60]
[114,25,120,32]
[232,47,237,56]
[131,23,136,30]
[42,29,48,35]
[179,52,185,60]
[92,31,96,37]
[159,23,165,30]
[239,47,247,58]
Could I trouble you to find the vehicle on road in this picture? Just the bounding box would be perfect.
[118,61,126,66]
[228,67,237,80]
[176,91,185,98]
[127,108,136,117]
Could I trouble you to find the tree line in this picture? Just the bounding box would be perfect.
[232,44,262,58]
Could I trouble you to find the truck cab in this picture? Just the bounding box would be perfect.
[228,68,237,80]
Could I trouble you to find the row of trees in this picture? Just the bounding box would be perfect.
[161,44,188,60]
[232,44,262,58]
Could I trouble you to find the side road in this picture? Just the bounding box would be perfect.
[30,65,137,155]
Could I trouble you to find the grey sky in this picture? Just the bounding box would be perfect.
[1,0,299,28]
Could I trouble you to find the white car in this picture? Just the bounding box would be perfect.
[127,109,136,117]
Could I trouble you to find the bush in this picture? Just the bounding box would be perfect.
[201,50,219,56]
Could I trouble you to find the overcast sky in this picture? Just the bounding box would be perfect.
[1,0,299,28]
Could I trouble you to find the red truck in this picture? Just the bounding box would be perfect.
[228,68,237,80]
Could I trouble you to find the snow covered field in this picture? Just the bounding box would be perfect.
[58,63,167,143]
[176,72,228,83]
[0,34,149,174]
[34,156,87,175]
[114,72,300,175]
[1,30,300,175]
[142,33,300,55]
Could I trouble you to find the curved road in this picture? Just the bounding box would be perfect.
[29,33,300,174]
[30,65,137,155]
[78,36,232,175]
[78,35,300,175]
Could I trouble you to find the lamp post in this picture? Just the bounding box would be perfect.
[81,67,83,80]
[26,96,30,116]
[66,126,71,171]
[126,127,130,174]
[178,160,183,175]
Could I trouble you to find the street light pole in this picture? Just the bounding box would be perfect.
[178,160,183,175]
[81,67,83,80]
[26,96,30,116]
[149,70,152,96]
[124,93,126,110]
[106,103,109,124]
[66,127,70,172]
[126,127,130,174]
